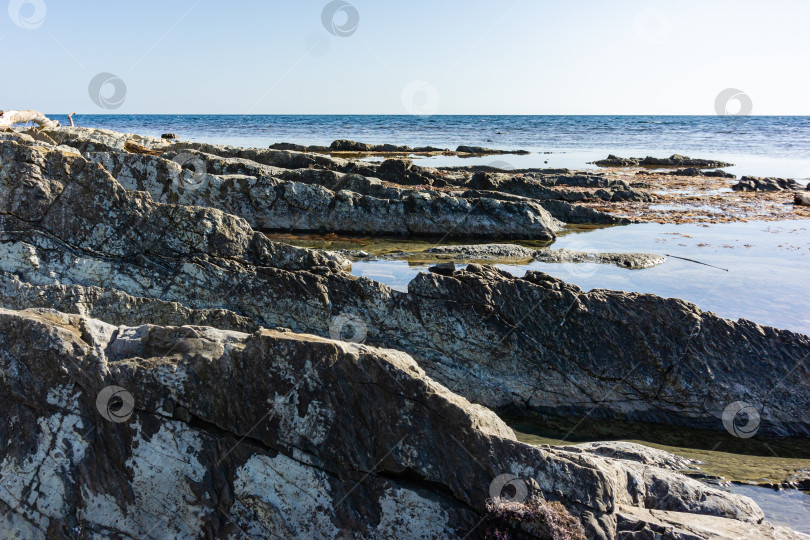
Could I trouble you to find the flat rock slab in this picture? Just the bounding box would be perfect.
[533,249,667,268]
[731,176,805,192]
[593,154,733,169]
[424,243,537,261]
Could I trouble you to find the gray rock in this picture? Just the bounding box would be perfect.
[560,441,701,472]
[533,249,666,269]
[467,172,652,204]
[83,146,559,239]
[424,244,537,261]
[1,134,808,441]
[731,176,803,192]
[705,169,736,178]
[616,505,805,540]
[795,192,810,206]
[330,139,373,151]
[456,145,529,155]
[269,142,308,151]
[594,154,733,169]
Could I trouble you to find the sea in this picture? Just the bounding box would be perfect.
[49,114,810,179]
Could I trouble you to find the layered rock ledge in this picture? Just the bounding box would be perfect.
[0,132,807,438]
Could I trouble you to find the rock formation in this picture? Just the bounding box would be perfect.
[731,176,804,192]
[593,154,733,169]
[1,307,802,539]
[1,123,808,538]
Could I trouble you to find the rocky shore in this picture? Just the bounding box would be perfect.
[1,122,808,539]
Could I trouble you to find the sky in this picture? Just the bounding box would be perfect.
[1,0,809,115]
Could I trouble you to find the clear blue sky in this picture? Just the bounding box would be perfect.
[2,0,808,114]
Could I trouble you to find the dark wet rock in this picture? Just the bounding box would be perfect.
[533,249,666,269]
[670,167,703,176]
[705,169,736,178]
[457,145,529,155]
[429,261,456,275]
[466,172,652,205]
[79,145,558,239]
[594,154,733,169]
[461,188,630,225]
[371,143,413,152]
[269,142,308,151]
[593,154,638,167]
[0,307,784,539]
[531,174,633,189]
[375,158,439,186]
[732,176,804,192]
[39,127,626,232]
[161,132,177,139]
[330,139,373,151]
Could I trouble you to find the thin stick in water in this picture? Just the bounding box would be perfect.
[665,254,729,272]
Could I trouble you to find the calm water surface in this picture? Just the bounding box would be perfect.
[49,114,810,178]
[342,220,810,335]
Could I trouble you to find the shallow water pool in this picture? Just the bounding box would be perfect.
[329,220,810,335]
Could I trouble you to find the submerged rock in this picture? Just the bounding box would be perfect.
[533,249,667,269]
[424,243,537,261]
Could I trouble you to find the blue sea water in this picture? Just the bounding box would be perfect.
[49,115,810,178]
